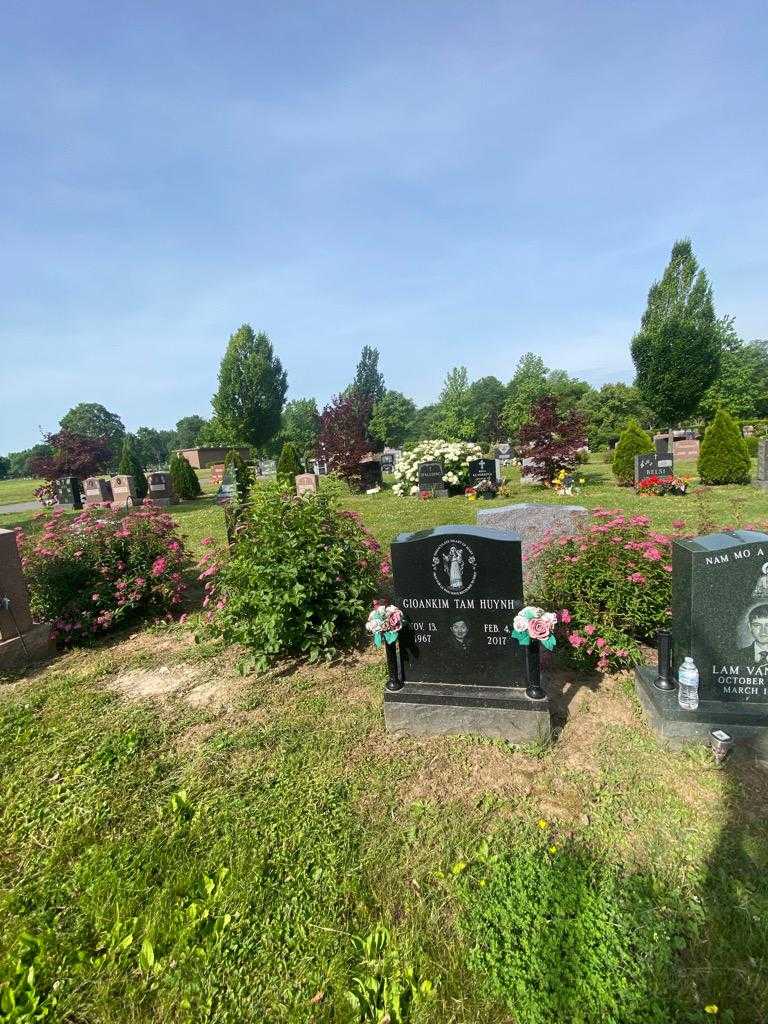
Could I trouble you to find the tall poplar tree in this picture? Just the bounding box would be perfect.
[211,325,287,450]
[349,345,385,405]
[631,240,722,424]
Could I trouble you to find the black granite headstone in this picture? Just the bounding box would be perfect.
[384,526,550,738]
[380,454,395,473]
[359,460,383,490]
[672,530,768,703]
[417,461,444,494]
[655,434,671,457]
[635,452,674,483]
[55,477,83,509]
[468,458,499,487]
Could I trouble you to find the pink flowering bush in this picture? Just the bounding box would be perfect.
[528,509,677,671]
[20,503,188,644]
[199,485,384,671]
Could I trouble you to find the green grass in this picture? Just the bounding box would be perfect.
[0,477,42,505]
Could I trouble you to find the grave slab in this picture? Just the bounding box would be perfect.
[476,503,588,564]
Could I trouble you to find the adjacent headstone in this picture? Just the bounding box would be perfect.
[210,463,226,486]
[259,459,277,477]
[418,461,447,496]
[110,475,136,508]
[654,433,671,457]
[217,465,238,503]
[468,458,499,487]
[55,477,83,509]
[755,439,768,491]
[0,528,53,671]
[359,460,383,490]
[380,453,395,473]
[634,452,674,484]
[312,460,328,477]
[295,473,319,496]
[635,529,768,760]
[477,502,589,565]
[383,526,550,740]
[146,472,178,507]
[84,477,114,507]
[520,457,538,484]
[673,439,700,461]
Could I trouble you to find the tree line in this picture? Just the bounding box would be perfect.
[2,238,766,479]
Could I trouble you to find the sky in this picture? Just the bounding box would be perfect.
[2,0,767,453]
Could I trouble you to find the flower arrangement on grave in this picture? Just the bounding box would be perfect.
[464,486,478,501]
[552,469,586,496]
[418,489,433,500]
[365,602,403,646]
[34,482,57,507]
[635,474,689,496]
[511,606,558,650]
[475,478,498,498]
[391,440,483,496]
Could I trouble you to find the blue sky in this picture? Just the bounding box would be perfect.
[2,0,767,452]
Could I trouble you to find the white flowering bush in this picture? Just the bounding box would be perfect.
[392,440,483,496]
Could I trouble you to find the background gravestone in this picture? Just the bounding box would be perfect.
[295,473,318,496]
[418,461,447,496]
[756,439,768,491]
[384,525,550,740]
[477,502,589,566]
[359,460,383,490]
[84,477,114,506]
[673,438,700,461]
[210,464,225,486]
[520,457,538,484]
[146,472,178,507]
[111,475,136,507]
[635,528,768,759]
[55,477,83,509]
[635,452,674,484]
[468,458,498,488]
[0,528,53,671]
[380,453,395,473]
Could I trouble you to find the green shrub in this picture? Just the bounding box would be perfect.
[276,442,304,492]
[611,419,654,486]
[698,408,751,485]
[529,510,673,671]
[22,504,187,642]
[200,487,384,671]
[169,452,202,500]
[745,434,759,457]
[458,829,687,1024]
[117,435,148,501]
[223,449,252,504]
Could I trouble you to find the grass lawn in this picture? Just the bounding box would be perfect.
[2,461,768,1021]
[0,476,43,505]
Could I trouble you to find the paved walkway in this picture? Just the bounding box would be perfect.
[0,501,39,515]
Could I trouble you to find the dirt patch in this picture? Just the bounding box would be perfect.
[108,661,249,710]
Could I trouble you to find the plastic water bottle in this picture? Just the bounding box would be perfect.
[677,657,700,710]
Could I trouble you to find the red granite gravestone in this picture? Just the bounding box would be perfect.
[0,528,53,672]
[295,473,319,496]
[84,477,114,507]
[111,475,136,508]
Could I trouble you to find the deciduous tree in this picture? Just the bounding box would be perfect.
[212,325,287,448]
[316,394,372,487]
[59,403,125,459]
[368,390,416,448]
[28,430,113,481]
[517,397,587,485]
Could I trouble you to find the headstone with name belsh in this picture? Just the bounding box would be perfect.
[418,461,447,496]
[756,439,768,491]
[383,526,551,740]
[635,528,768,760]
[55,477,83,509]
[468,458,499,488]
[635,452,674,484]
[84,477,114,507]
[359,459,383,490]
[146,472,178,507]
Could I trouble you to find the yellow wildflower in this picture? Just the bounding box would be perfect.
[537,819,548,829]
[704,1007,718,1016]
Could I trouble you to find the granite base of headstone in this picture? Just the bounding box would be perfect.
[476,503,589,565]
[0,528,53,672]
[755,439,768,491]
[383,526,551,741]
[635,529,768,762]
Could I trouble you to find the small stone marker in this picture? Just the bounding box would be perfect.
[55,477,83,509]
[383,525,551,741]
[0,528,53,671]
[756,439,768,491]
[111,475,136,507]
[146,472,178,507]
[417,461,446,496]
[467,458,499,488]
[84,477,114,507]
[477,502,589,565]
[295,473,318,496]
[359,459,383,490]
[635,528,768,760]
[634,452,674,484]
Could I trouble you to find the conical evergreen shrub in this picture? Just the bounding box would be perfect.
[698,408,751,485]
[612,419,654,486]
[277,442,304,492]
[170,453,202,500]
[118,435,148,501]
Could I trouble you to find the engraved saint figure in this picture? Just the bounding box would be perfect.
[443,545,464,590]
